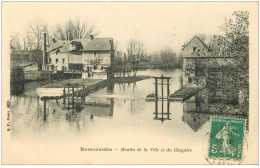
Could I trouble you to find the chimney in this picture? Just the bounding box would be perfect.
[43,33,47,67]
[90,34,94,40]
[109,39,114,78]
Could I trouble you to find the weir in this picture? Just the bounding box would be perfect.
[168,85,205,102]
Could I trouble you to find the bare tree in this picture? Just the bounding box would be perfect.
[54,19,99,41]
[10,34,22,50]
[10,18,99,51]
[26,21,49,50]
[126,40,148,76]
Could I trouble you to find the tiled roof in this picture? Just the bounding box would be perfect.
[12,62,37,68]
[72,38,113,51]
[46,40,71,52]
[182,36,210,51]
[47,38,113,53]
[59,41,72,52]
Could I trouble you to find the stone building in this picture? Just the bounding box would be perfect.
[182,36,247,110]
[43,35,114,73]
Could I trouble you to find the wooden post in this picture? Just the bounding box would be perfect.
[72,86,74,109]
[155,98,158,119]
[167,100,170,119]
[81,86,85,104]
[67,84,70,109]
[155,79,158,98]
[123,53,126,77]
[167,78,170,98]
[76,85,79,104]
[43,99,47,121]
[63,86,65,105]
[110,99,114,117]
[161,77,164,120]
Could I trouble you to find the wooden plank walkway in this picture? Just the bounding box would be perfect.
[168,85,205,102]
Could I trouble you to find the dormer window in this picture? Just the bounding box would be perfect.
[193,47,197,52]
[72,42,83,51]
[56,49,60,55]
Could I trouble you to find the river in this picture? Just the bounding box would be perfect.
[8,68,248,164]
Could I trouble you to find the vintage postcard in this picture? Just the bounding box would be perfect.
[1,1,258,165]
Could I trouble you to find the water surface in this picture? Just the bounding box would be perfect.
[9,69,247,164]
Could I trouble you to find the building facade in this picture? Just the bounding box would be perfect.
[182,36,245,106]
[44,36,114,73]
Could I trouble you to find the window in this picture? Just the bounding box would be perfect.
[94,52,97,56]
[62,58,65,64]
[56,58,58,64]
[56,49,60,55]
[49,58,52,64]
[62,66,67,71]
[188,77,192,83]
[193,47,197,52]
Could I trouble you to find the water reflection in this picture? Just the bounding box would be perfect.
[11,82,24,95]
[154,99,171,123]
[182,89,248,131]
[11,69,248,142]
[183,88,248,115]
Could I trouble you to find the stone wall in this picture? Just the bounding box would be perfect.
[183,57,241,105]
[24,63,39,71]
[24,71,52,81]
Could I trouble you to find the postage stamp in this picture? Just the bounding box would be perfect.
[208,117,246,161]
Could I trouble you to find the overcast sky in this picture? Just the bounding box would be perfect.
[3,2,253,53]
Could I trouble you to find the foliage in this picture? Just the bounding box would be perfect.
[194,11,249,89]
[209,11,249,91]
[89,56,103,69]
[148,48,183,69]
[207,11,248,108]
[219,11,249,77]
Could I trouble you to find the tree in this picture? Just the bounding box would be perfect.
[126,40,148,76]
[221,11,249,110]
[207,11,249,88]
[26,21,49,50]
[54,19,99,41]
[10,18,99,51]
[219,11,249,75]
[198,12,249,84]
[197,11,249,110]
[90,56,103,70]
[10,34,22,50]
[159,47,178,68]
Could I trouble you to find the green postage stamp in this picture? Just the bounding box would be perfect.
[208,117,246,160]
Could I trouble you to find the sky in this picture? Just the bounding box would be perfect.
[3,2,254,54]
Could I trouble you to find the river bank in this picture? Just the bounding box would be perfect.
[40,75,151,88]
[30,75,152,99]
